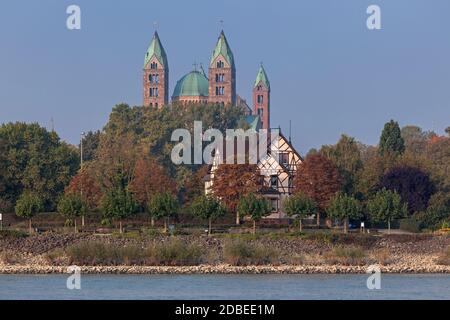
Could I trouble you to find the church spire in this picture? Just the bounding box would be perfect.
[254,63,270,89]
[144,31,168,69]
[209,30,235,69]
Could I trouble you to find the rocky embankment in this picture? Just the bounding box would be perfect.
[0,233,449,274]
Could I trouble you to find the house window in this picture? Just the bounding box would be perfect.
[150,62,158,69]
[270,198,278,212]
[288,177,293,190]
[280,153,289,166]
[217,60,224,68]
[270,175,278,188]
[216,86,224,96]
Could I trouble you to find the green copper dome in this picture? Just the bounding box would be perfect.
[254,64,270,89]
[210,30,235,68]
[172,70,209,98]
[144,31,168,68]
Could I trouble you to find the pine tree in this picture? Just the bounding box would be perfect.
[379,120,405,156]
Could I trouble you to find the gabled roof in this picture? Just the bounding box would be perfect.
[144,31,168,68]
[254,64,270,89]
[210,30,235,68]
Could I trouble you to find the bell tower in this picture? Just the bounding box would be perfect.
[143,31,169,108]
[252,64,270,130]
[208,31,236,106]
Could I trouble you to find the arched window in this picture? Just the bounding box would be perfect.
[216,60,224,68]
[151,62,158,70]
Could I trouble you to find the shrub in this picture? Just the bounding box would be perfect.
[0,230,28,239]
[223,239,279,266]
[373,248,393,265]
[436,247,450,266]
[145,240,203,266]
[66,239,203,266]
[0,250,23,265]
[303,232,377,248]
[399,217,422,233]
[323,246,367,266]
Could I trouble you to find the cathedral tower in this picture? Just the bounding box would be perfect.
[208,31,236,106]
[143,31,169,107]
[252,64,270,130]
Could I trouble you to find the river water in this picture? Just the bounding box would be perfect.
[0,274,449,300]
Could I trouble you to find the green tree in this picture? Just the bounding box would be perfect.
[320,134,363,195]
[445,126,450,137]
[147,192,179,233]
[0,122,79,210]
[15,192,44,234]
[367,188,407,233]
[283,192,317,232]
[237,193,271,234]
[416,192,450,230]
[326,193,362,233]
[80,130,101,162]
[190,195,227,235]
[101,187,138,233]
[57,193,87,233]
[379,120,405,156]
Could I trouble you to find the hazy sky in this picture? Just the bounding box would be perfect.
[0,0,449,154]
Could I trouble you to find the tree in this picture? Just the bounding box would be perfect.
[129,157,177,207]
[211,163,262,225]
[57,194,87,233]
[147,192,179,233]
[379,120,405,156]
[326,193,362,233]
[283,192,317,232]
[445,126,450,137]
[425,136,450,192]
[65,168,103,226]
[367,188,407,233]
[320,135,363,195]
[190,195,226,235]
[381,166,434,215]
[80,130,101,162]
[401,126,434,155]
[0,122,79,210]
[416,192,450,230]
[15,192,43,234]
[294,154,343,226]
[237,193,271,234]
[101,187,138,233]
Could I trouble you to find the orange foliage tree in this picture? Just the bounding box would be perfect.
[129,156,177,211]
[294,154,343,226]
[210,164,263,225]
[65,169,102,210]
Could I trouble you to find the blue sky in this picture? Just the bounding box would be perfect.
[0,0,449,154]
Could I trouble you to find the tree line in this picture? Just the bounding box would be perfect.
[0,104,449,234]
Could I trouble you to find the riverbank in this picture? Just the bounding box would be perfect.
[1,232,449,274]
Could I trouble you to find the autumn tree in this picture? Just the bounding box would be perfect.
[237,193,271,234]
[65,168,102,227]
[293,154,343,226]
[129,157,177,207]
[379,120,405,156]
[326,193,361,233]
[190,195,227,235]
[381,166,434,215]
[211,164,262,225]
[283,192,317,232]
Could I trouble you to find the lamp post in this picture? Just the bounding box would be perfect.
[80,132,85,227]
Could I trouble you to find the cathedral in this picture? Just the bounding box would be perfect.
[143,30,271,130]
[143,30,303,219]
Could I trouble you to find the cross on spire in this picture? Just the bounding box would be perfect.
[219,19,224,30]
[153,21,159,30]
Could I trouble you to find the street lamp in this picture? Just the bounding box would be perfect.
[80,131,85,228]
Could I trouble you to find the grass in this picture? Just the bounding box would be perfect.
[0,230,28,239]
[323,246,367,266]
[65,239,203,266]
[223,239,279,266]
[0,250,23,265]
[373,248,393,265]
